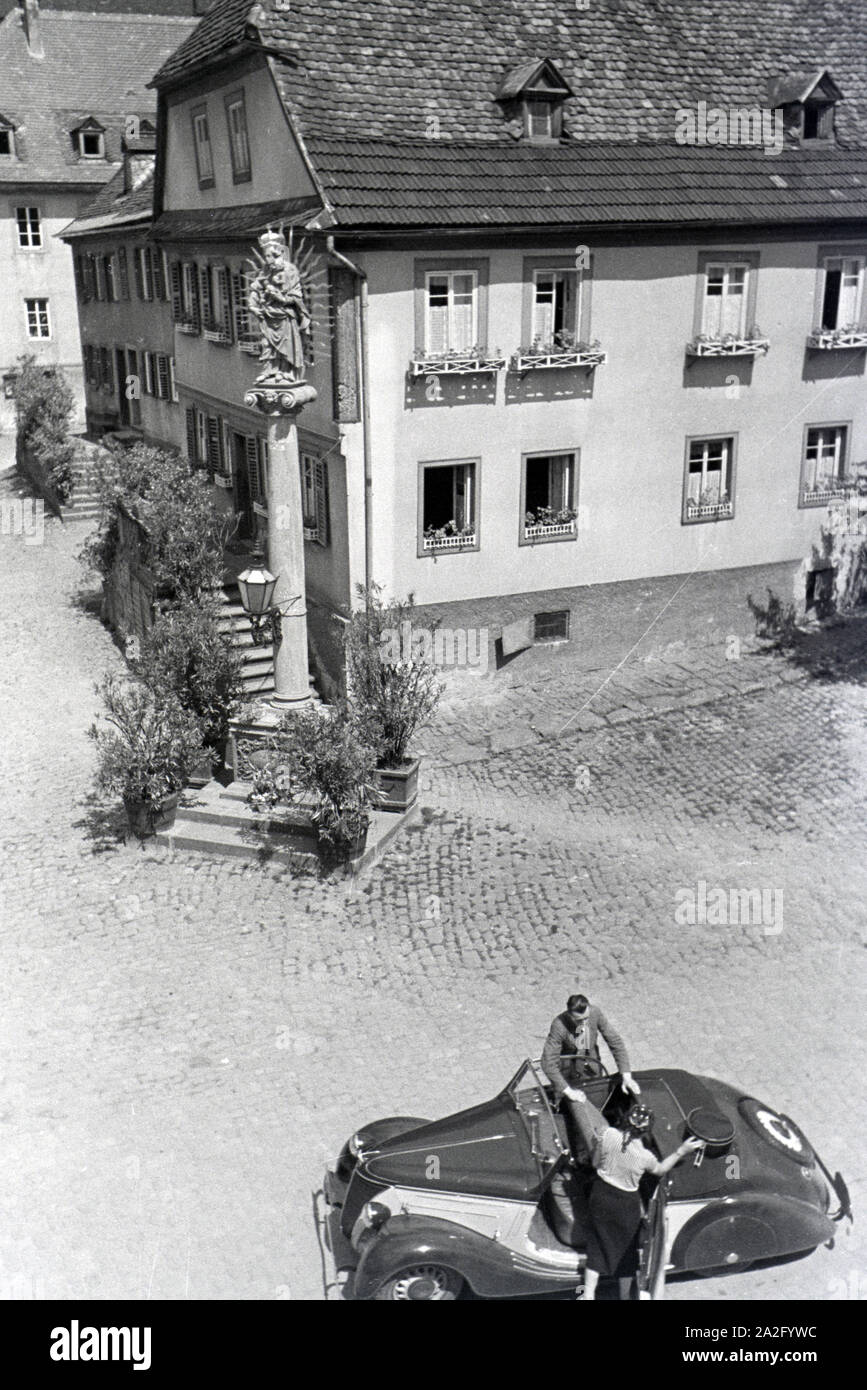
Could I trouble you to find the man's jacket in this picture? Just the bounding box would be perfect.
[541,1006,631,1100]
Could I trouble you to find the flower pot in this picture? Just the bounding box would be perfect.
[321,825,369,863]
[375,758,420,812]
[187,752,215,788]
[123,791,181,838]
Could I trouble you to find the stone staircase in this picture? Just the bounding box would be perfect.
[64,439,108,522]
[216,579,322,704]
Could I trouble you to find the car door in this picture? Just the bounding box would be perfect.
[636,1178,668,1300]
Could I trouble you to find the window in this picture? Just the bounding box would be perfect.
[75,126,105,159]
[232,268,257,348]
[143,351,155,396]
[93,257,105,301]
[521,451,578,542]
[16,207,41,249]
[534,610,570,643]
[425,271,478,354]
[103,254,117,303]
[524,98,562,141]
[702,263,748,338]
[225,93,251,182]
[802,101,834,141]
[25,298,50,339]
[683,436,736,522]
[419,459,478,552]
[532,269,579,344]
[801,424,850,505]
[117,246,130,300]
[100,347,112,393]
[301,452,329,545]
[821,257,864,330]
[81,255,96,301]
[191,106,214,187]
[134,246,153,301]
[179,262,201,331]
[0,126,14,158]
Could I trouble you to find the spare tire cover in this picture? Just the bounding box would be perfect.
[739,1099,814,1163]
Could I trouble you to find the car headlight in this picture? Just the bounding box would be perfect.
[361,1200,390,1231]
[348,1132,363,1158]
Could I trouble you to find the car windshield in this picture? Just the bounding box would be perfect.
[506,1059,568,1173]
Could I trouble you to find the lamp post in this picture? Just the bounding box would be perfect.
[243,225,316,710]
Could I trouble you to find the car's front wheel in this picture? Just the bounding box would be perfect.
[374,1264,464,1301]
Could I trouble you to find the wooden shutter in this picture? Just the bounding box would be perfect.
[329,267,360,422]
[189,263,201,330]
[216,266,233,338]
[196,409,208,465]
[231,269,253,342]
[206,415,222,471]
[170,262,183,321]
[73,255,85,299]
[151,248,165,301]
[315,457,329,545]
[185,407,197,464]
[257,437,268,497]
[244,435,261,499]
[117,246,129,300]
[133,247,144,299]
[199,264,213,328]
[156,355,170,399]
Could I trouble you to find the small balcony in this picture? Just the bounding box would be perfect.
[202,322,233,346]
[410,349,506,377]
[423,523,476,551]
[801,477,856,507]
[686,331,770,358]
[175,318,200,336]
[807,326,867,351]
[523,507,578,541]
[238,335,260,356]
[511,336,607,372]
[685,496,733,522]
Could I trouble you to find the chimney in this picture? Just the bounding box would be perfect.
[21,0,44,60]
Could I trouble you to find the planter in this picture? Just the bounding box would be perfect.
[187,745,222,788]
[320,825,369,863]
[123,790,181,838]
[376,758,420,812]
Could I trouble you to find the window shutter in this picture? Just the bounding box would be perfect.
[199,264,213,327]
[73,255,85,299]
[151,248,165,301]
[101,347,112,393]
[143,351,154,396]
[206,415,222,471]
[329,267,360,422]
[244,435,260,498]
[185,406,197,464]
[232,269,253,342]
[167,356,177,403]
[315,458,329,545]
[190,263,201,330]
[156,354,170,400]
[257,437,268,497]
[93,257,105,301]
[117,246,129,300]
[216,266,233,338]
[132,248,144,299]
[195,409,208,465]
[170,262,183,321]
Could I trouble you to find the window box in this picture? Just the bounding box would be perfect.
[176,320,199,335]
[213,472,233,489]
[238,337,260,355]
[410,351,505,377]
[524,518,577,540]
[423,526,477,551]
[511,339,606,371]
[252,500,269,519]
[685,497,734,521]
[303,525,319,542]
[202,327,232,345]
[807,327,867,350]
[686,333,769,358]
[801,481,855,506]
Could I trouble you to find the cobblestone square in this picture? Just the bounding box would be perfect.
[1,488,865,1302]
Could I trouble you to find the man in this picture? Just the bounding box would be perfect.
[542,994,641,1105]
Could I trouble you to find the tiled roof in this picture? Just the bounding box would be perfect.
[153,0,867,147]
[62,163,155,235]
[306,136,867,230]
[150,193,324,240]
[0,7,196,184]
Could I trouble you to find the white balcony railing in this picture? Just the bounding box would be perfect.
[511,347,607,371]
[524,519,577,540]
[802,483,853,505]
[202,325,232,345]
[807,328,867,350]
[423,530,476,551]
[175,319,199,335]
[303,524,319,542]
[686,336,770,358]
[238,337,260,356]
[212,472,233,489]
[685,499,734,521]
[410,353,506,377]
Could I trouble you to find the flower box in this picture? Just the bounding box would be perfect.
[213,472,233,489]
[202,326,232,345]
[524,519,577,540]
[686,336,770,358]
[303,525,319,542]
[238,338,260,356]
[252,500,269,519]
[176,320,199,335]
[802,483,854,505]
[685,499,734,521]
[807,328,867,350]
[423,529,476,551]
[409,354,506,377]
[511,347,607,371]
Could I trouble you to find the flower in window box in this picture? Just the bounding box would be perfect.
[525,510,536,525]
[555,507,578,523]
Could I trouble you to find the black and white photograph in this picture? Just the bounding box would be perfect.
[1,0,865,1352]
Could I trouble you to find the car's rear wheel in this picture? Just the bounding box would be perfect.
[374,1264,464,1301]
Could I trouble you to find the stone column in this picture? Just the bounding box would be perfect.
[244,380,317,710]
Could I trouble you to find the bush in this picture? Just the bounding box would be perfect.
[747,588,798,647]
[344,582,442,766]
[14,355,76,502]
[89,674,205,808]
[249,707,378,847]
[79,440,233,600]
[134,600,244,749]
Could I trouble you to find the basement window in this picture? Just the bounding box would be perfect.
[533,610,570,643]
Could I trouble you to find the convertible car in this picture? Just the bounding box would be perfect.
[322,1060,851,1300]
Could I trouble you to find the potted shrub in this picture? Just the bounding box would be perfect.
[89,674,206,837]
[344,583,442,811]
[134,600,244,786]
[248,708,379,861]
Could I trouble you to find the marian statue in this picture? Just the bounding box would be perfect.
[247,226,311,383]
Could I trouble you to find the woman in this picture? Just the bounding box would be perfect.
[569,1089,701,1300]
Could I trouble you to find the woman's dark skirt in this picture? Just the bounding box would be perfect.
[586,1179,643,1277]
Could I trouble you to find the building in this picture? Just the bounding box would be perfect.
[67,0,867,680]
[0,0,197,467]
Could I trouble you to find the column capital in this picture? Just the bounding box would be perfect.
[244,380,318,416]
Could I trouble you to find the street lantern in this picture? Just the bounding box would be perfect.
[236,552,280,645]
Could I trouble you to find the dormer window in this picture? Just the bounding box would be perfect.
[767,70,842,146]
[73,119,106,160]
[496,59,573,143]
[0,116,16,159]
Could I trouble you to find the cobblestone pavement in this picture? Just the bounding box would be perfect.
[1,475,865,1304]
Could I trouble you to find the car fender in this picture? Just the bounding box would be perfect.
[671,1192,836,1272]
[353,1212,578,1301]
[335,1117,430,1183]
